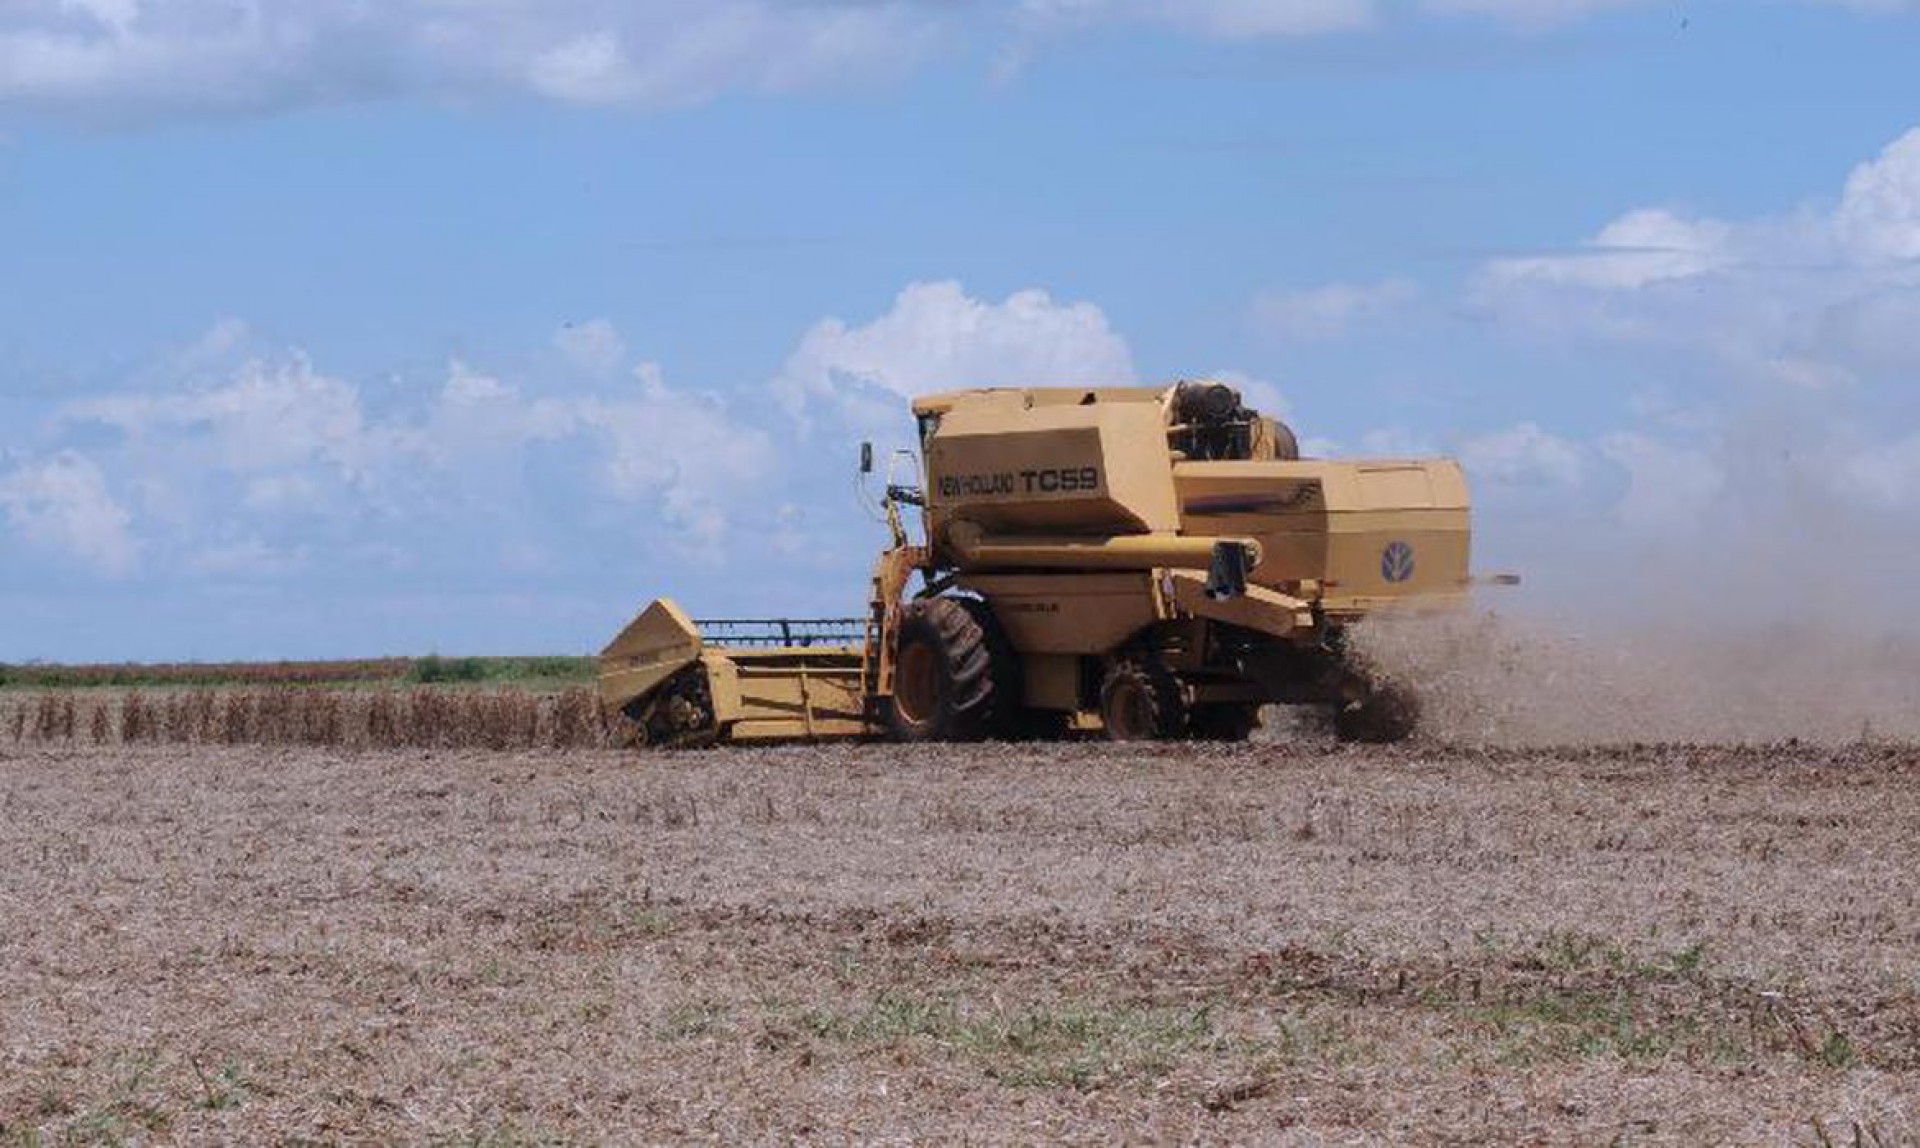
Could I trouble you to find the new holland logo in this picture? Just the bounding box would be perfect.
[1380,541,1416,584]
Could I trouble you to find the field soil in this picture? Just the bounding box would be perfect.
[2,739,1917,1145]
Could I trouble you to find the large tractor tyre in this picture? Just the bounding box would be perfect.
[953,596,1024,728]
[1190,703,1262,743]
[965,598,1069,743]
[1334,682,1420,744]
[1099,660,1186,741]
[887,597,1010,742]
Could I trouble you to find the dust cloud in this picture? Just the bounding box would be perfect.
[1349,609,1920,747]
[1364,398,1920,746]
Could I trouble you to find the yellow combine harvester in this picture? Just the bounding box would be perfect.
[601,380,1481,745]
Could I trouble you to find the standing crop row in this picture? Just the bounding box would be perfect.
[1,687,624,750]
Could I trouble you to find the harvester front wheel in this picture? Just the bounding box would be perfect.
[886,597,1008,742]
[1099,661,1184,741]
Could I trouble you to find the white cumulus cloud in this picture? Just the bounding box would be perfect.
[24,318,784,576]
[0,287,1158,592]
[553,319,630,377]
[69,352,377,479]
[1016,0,1377,37]
[1460,422,1587,489]
[1485,209,1735,292]
[20,0,1902,123]
[770,280,1136,430]
[1423,0,1651,26]
[1472,125,1920,389]
[1835,127,1920,263]
[0,451,140,576]
[563,362,775,559]
[0,0,947,119]
[1428,0,1920,25]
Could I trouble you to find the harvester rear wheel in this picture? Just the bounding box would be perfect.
[1099,660,1184,741]
[886,596,1010,742]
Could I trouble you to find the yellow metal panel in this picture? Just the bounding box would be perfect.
[1353,464,1435,508]
[724,654,868,733]
[1245,530,1330,583]
[967,572,1160,655]
[703,653,745,724]
[1173,459,1472,597]
[927,398,1181,538]
[913,386,1163,417]
[1021,653,1081,710]
[597,598,702,710]
[723,716,872,742]
[1174,459,1469,513]
[1167,572,1314,641]
[947,522,1262,573]
[1322,523,1471,600]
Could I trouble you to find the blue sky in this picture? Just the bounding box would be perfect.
[3,0,1919,660]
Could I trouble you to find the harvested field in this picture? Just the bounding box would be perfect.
[2,739,1917,1144]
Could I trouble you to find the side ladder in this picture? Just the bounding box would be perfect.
[859,544,926,723]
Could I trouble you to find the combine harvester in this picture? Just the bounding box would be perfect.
[601,380,1488,745]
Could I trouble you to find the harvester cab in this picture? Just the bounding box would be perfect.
[601,379,1475,747]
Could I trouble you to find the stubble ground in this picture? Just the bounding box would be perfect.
[2,737,1916,1144]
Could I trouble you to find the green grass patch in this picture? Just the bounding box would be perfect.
[409,655,489,684]
[11,1052,177,1147]
[795,993,1223,1090]
[1471,988,1696,1068]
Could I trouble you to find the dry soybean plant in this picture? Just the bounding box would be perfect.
[0,687,620,751]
